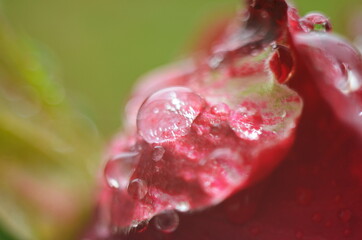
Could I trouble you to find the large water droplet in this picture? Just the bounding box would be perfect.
[152,146,165,162]
[127,178,148,200]
[153,210,179,233]
[137,87,205,143]
[104,152,139,189]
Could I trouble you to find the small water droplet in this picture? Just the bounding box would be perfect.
[211,103,230,115]
[104,152,139,189]
[153,210,179,233]
[175,202,190,212]
[259,10,269,19]
[137,87,205,143]
[152,146,165,162]
[300,13,332,32]
[127,178,148,200]
[132,221,149,233]
[313,23,328,32]
[338,209,352,222]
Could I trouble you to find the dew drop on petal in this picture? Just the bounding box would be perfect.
[211,103,230,115]
[299,13,332,32]
[132,220,149,233]
[152,146,165,162]
[127,178,148,200]
[153,210,180,233]
[104,152,139,189]
[175,201,190,212]
[137,87,205,143]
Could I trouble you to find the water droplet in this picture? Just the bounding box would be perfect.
[104,152,139,189]
[295,230,304,239]
[259,10,269,19]
[153,210,179,233]
[132,221,149,233]
[211,103,230,115]
[296,188,313,206]
[127,178,148,200]
[152,146,165,162]
[137,87,205,143]
[312,212,322,222]
[300,13,332,32]
[338,209,352,222]
[337,63,362,94]
[175,202,190,212]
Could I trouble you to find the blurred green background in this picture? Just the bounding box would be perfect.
[1,0,361,138]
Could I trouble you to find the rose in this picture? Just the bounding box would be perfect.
[84,0,362,239]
